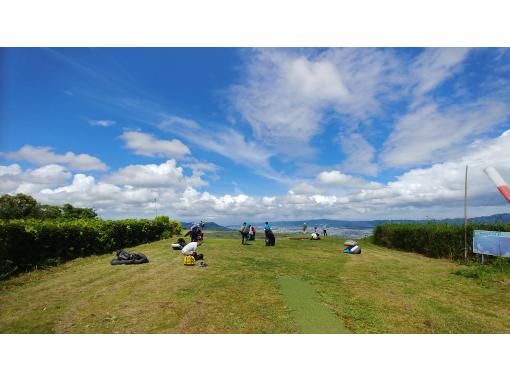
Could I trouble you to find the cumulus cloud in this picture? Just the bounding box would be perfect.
[4,130,510,222]
[290,182,321,195]
[104,159,189,189]
[0,164,71,194]
[317,170,354,185]
[121,131,191,158]
[1,145,108,171]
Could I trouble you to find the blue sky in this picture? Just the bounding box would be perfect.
[2,48,510,223]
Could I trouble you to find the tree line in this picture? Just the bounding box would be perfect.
[0,193,97,220]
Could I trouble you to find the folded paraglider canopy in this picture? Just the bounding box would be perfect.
[343,240,361,254]
[111,249,149,265]
[172,237,187,250]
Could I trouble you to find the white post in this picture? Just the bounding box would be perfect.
[464,165,468,261]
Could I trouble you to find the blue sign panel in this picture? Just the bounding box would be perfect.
[473,230,510,257]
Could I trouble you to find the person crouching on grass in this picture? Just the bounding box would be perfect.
[181,239,204,260]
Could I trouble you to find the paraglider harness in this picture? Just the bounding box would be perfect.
[265,229,276,246]
[111,249,149,265]
[185,223,205,242]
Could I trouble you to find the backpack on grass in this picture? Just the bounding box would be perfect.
[183,255,195,266]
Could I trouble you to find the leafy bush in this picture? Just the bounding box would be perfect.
[373,222,510,260]
[0,217,180,279]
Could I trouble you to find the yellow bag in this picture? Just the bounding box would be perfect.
[183,255,195,266]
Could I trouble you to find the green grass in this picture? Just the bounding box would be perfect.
[1,231,510,333]
[278,276,349,333]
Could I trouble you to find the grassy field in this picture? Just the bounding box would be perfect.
[1,231,510,333]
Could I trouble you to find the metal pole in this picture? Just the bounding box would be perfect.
[464,165,468,261]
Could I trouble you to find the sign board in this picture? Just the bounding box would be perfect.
[473,230,510,257]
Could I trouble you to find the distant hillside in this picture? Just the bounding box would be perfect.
[180,222,233,231]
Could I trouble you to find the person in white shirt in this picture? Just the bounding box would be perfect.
[181,240,203,260]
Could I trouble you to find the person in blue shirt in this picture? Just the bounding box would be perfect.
[264,222,276,246]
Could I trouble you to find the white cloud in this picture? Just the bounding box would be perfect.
[381,100,510,167]
[89,119,116,127]
[290,182,321,195]
[230,48,407,162]
[339,132,378,176]
[183,161,219,187]
[158,117,283,181]
[0,164,71,194]
[232,49,355,147]
[104,159,189,189]
[157,115,201,130]
[2,145,108,171]
[410,48,471,97]
[310,195,338,206]
[4,130,510,223]
[183,161,218,173]
[262,196,276,206]
[230,48,476,173]
[0,164,22,176]
[121,131,191,158]
[317,170,354,185]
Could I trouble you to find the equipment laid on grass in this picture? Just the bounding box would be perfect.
[111,249,149,265]
[172,238,186,250]
[343,240,361,254]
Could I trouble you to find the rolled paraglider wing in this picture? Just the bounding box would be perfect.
[483,166,510,204]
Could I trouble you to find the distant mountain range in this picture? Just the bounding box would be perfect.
[180,222,234,231]
[266,213,510,228]
[181,213,510,232]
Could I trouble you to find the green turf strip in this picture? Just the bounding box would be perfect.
[278,276,349,333]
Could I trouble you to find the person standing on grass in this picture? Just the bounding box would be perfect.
[264,221,275,246]
[240,222,250,245]
[303,222,307,234]
[323,225,327,237]
[264,221,271,238]
[250,225,256,240]
[314,225,317,233]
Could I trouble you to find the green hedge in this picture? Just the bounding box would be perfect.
[373,223,510,260]
[0,218,181,278]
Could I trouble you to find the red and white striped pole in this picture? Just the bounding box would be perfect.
[483,166,510,204]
